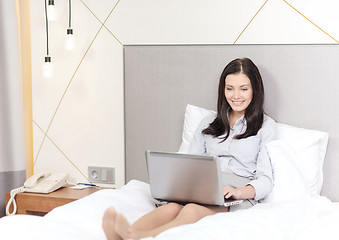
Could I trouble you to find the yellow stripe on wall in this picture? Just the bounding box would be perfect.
[15,0,33,178]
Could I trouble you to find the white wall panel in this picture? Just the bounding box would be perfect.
[47,32,124,187]
[32,0,124,187]
[106,0,267,44]
[289,0,339,41]
[33,136,87,183]
[236,0,336,44]
[81,0,119,22]
[32,1,103,131]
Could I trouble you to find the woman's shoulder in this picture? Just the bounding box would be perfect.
[263,114,276,125]
[261,114,278,132]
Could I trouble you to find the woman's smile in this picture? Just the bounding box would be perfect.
[231,100,245,106]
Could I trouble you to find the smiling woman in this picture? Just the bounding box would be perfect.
[102,57,276,240]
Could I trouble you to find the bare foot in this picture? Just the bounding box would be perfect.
[115,213,141,240]
[102,208,121,240]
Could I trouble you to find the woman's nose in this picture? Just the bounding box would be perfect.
[234,89,240,98]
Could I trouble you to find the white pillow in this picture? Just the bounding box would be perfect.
[262,140,310,203]
[178,104,329,197]
[178,104,215,153]
[276,123,329,196]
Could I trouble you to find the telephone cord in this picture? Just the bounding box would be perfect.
[5,187,25,216]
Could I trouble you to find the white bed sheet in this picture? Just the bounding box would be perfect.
[1,180,339,240]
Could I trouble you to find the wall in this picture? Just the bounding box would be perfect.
[31,0,338,188]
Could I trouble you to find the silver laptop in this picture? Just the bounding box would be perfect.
[145,151,243,207]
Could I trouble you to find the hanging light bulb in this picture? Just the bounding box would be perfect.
[65,28,74,50]
[41,56,54,78]
[42,0,53,78]
[47,0,57,21]
[65,0,74,50]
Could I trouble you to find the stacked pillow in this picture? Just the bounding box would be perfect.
[178,104,329,203]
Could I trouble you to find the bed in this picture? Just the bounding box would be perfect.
[1,180,339,240]
[2,44,339,239]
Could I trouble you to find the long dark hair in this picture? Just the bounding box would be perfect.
[202,58,264,141]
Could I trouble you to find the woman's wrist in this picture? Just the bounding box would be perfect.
[238,185,256,199]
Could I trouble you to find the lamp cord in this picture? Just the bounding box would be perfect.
[68,0,72,29]
[44,0,49,56]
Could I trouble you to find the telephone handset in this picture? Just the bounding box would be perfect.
[6,172,69,215]
[24,172,51,188]
[23,172,68,193]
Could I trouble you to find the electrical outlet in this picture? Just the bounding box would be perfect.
[88,166,115,184]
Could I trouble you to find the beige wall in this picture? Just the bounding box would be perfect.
[16,0,33,178]
[30,0,338,188]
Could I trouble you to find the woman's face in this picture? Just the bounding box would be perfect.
[225,73,253,116]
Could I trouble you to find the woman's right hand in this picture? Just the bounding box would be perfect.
[223,186,241,199]
[223,185,256,200]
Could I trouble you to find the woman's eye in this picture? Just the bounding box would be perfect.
[241,88,248,91]
[226,88,232,91]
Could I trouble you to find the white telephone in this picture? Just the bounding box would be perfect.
[6,172,69,216]
[23,172,68,193]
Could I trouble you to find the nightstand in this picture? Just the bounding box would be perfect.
[5,185,102,216]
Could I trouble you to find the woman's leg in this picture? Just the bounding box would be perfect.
[115,203,228,240]
[102,203,182,240]
[132,202,183,230]
[102,208,121,240]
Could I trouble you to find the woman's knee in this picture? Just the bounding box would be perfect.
[180,203,208,220]
[162,203,182,218]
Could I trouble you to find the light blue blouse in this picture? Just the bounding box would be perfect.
[189,113,277,201]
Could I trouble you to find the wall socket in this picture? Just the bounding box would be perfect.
[88,166,115,184]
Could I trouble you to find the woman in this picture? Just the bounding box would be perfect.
[102,58,277,240]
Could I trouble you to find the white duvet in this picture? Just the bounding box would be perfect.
[1,180,339,240]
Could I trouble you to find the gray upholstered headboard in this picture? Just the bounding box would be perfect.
[124,44,339,201]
